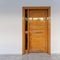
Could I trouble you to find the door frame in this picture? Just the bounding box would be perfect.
[22,6,51,55]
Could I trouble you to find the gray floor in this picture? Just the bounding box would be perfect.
[0,53,59,60]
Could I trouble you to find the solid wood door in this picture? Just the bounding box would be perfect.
[28,9,48,53]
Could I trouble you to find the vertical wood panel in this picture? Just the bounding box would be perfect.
[29,9,48,52]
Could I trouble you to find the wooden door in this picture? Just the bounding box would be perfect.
[22,7,51,54]
[28,9,48,53]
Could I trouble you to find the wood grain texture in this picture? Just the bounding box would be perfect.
[29,9,48,53]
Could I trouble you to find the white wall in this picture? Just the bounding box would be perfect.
[0,0,60,54]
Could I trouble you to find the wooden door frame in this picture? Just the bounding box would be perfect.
[22,6,51,55]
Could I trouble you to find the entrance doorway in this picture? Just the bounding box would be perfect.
[22,7,51,54]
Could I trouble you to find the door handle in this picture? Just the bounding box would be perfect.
[35,32,42,33]
[30,31,43,33]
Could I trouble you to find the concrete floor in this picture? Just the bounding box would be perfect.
[0,53,59,60]
[22,53,59,60]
